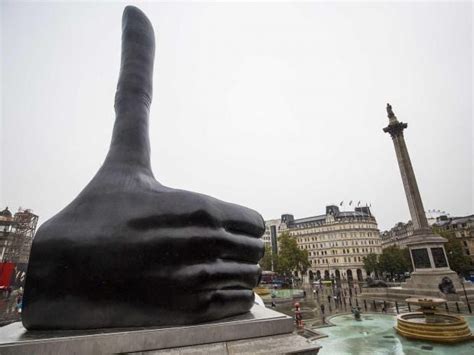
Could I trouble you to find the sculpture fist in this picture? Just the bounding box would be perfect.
[22,6,264,330]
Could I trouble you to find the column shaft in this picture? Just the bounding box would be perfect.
[391,134,429,230]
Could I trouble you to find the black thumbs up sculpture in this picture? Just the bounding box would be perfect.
[22,6,264,330]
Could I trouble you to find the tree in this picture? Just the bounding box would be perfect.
[297,249,311,275]
[433,228,471,277]
[363,253,379,277]
[401,247,413,273]
[378,246,412,278]
[275,232,310,277]
[259,244,273,271]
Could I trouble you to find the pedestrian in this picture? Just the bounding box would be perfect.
[15,294,22,314]
[327,294,331,304]
[271,301,276,308]
[320,304,326,324]
[294,302,303,329]
[303,290,306,297]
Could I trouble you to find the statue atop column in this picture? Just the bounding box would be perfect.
[386,103,396,119]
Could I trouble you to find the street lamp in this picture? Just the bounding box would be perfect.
[460,278,472,314]
[448,250,472,313]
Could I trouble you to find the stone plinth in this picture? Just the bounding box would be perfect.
[361,280,474,304]
[403,269,461,297]
[0,305,320,355]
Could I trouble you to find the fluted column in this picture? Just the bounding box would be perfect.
[383,104,430,232]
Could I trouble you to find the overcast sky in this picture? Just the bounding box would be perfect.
[1,1,472,231]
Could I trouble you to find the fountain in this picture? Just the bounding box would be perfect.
[352,307,362,321]
[395,297,472,343]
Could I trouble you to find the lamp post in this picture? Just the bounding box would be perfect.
[449,249,472,314]
[460,278,472,314]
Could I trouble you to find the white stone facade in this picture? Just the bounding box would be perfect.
[268,205,383,282]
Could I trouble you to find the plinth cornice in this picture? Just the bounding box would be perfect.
[406,232,447,246]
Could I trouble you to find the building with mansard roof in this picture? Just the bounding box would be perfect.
[265,205,382,282]
[432,214,474,262]
[381,214,473,263]
[380,220,415,249]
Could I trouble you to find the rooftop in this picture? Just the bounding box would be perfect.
[286,206,375,228]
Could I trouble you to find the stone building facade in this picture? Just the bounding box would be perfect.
[381,214,474,263]
[272,205,382,282]
[380,220,414,249]
[262,219,282,256]
[432,215,474,262]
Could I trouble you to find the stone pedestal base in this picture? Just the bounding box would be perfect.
[0,305,320,355]
[361,260,474,302]
[402,269,462,300]
[139,333,321,354]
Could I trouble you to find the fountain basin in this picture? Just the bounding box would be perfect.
[394,297,473,343]
[395,312,472,343]
[405,297,447,309]
[315,314,474,354]
[254,286,271,296]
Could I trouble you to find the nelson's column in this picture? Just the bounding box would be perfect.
[383,104,462,298]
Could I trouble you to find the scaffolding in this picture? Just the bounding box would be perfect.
[0,207,38,264]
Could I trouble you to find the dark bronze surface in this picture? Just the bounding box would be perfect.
[22,6,264,330]
[431,247,448,268]
[411,248,431,269]
[438,277,456,294]
[386,103,396,119]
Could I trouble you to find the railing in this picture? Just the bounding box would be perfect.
[320,295,473,317]
[307,298,474,328]
[288,283,474,329]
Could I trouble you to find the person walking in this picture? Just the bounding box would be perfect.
[320,303,326,324]
[294,302,303,329]
[15,294,23,314]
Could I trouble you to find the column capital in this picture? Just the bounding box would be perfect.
[383,121,408,138]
